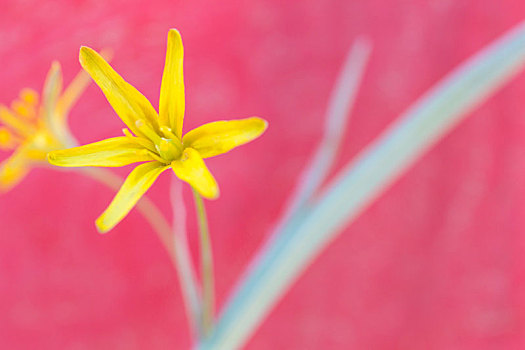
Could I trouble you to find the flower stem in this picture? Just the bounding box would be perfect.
[170,179,203,337]
[77,167,201,336]
[192,187,215,336]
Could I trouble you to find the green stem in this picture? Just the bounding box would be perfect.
[192,187,215,336]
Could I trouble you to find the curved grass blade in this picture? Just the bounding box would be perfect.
[170,178,203,337]
[198,20,525,350]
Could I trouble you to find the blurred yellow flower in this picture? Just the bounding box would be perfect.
[0,62,90,191]
[48,29,267,233]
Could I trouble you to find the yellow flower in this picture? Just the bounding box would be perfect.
[48,29,268,233]
[0,61,91,191]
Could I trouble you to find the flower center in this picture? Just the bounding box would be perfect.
[134,119,183,163]
[158,137,183,162]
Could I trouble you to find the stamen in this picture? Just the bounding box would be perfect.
[135,137,158,153]
[122,127,158,153]
[145,149,168,163]
[20,88,39,106]
[122,128,134,138]
[135,119,161,144]
[160,126,180,141]
[0,106,35,137]
[158,138,182,161]
[11,100,35,119]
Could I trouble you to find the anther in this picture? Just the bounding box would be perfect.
[20,89,39,106]
[160,126,179,141]
[11,100,34,119]
[122,127,158,153]
[135,119,161,144]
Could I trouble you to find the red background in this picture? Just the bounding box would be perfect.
[2,1,525,349]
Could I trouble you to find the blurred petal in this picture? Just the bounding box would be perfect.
[96,161,169,233]
[0,151,28,192]
[159,29,185,136]
[0,127,18,150]
[171,147,219,199]
[24,148,49,161]
[20,88,39,106]
[42,61,63,128]
[182,117,268,158]
[79,46,159,137]
[47,137,156,167]
[55,70,91,121]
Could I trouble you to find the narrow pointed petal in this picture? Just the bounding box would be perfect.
[57,49,113,121]
[182,117,268,158]
[0,127,18,150]
[0,150,28,192]
[47,137,156,167]
[171,148,219,199]
[159,29,185,136]
[96,161,169,233]
[79,46,159,137]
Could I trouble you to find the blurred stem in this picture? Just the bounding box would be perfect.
[170,179,203,338]
[80,167,173,251]
[192,187,215,336]
[77,167,201,336]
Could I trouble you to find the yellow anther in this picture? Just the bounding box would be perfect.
[11,100,35,119]
[160,126,179,141]
[20,88,39,106]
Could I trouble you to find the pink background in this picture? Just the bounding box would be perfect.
[2,1,525,349]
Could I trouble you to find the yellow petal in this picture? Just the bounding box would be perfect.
[0,150,28,192]
[79,46,159,137]
[96,161,169,233]
[57,49,113,122]
[171,147,219,199]
[182,117,268,158]
[159,29,185,136]
[47,137,156,167]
